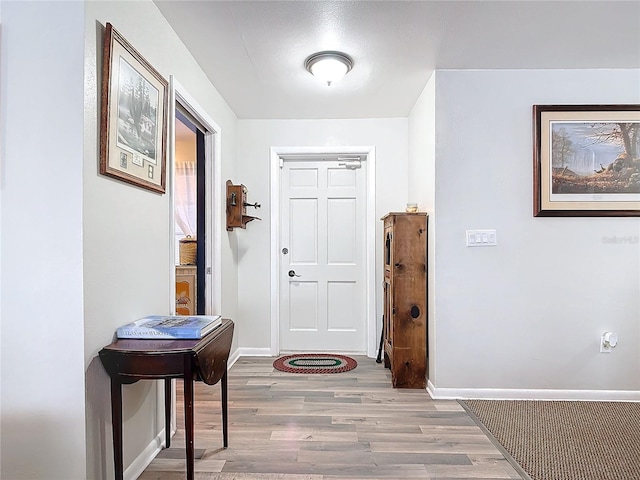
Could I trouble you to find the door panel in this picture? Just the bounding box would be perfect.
[327,167,356,187]
[290,198,318,264]
[327,198,356,264]
[327,281,356,331]
[290,167,318,187]
[280,158,366,352]
[289,281,318,330]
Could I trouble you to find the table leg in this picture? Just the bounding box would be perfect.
[164,378,171,448]
[183,358,195,480]
[222,368,228,448]
[110,379,124,480]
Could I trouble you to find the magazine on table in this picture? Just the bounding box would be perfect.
[116,315,222,339]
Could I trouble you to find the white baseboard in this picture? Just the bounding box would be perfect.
[427,380,640,402]
[123,347,274,479]
[124,429,165,480]
[228,347,275,367]
[234,347,274,358]
[228,347,241,368]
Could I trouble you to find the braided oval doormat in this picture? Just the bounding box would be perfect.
[461,399,640,480]
[273,354,357,374]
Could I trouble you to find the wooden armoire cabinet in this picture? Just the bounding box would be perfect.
[381,212,428,388]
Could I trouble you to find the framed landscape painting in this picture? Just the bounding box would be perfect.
[533,104,640,216]
[100,23,168,193]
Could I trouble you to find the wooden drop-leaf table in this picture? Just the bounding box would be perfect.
[99,318,234,480]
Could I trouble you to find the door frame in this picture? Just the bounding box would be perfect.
[166,78,223,439]
[168,76,223,315]
[270,146,377,357]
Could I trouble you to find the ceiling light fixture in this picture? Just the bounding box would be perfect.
[304,51,353,86]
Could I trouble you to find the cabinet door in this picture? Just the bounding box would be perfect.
[392,216,426,350]
[382,219,394,366]
[383,278,392,342]
[176,266,197,315]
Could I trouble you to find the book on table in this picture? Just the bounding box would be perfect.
[116,315,222,339]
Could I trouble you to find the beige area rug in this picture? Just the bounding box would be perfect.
[460,399,640,480]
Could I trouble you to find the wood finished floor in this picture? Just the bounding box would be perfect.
[138,357,523,480]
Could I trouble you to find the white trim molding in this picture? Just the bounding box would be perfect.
[124,430,165,480]
[163,77,224,479]
[229,348,273,368]
[427,380,640,402]
[169,76,223,316]
[269,146,377,358]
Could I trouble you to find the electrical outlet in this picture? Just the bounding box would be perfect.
[600,335,612,353]
[600,332,618,353]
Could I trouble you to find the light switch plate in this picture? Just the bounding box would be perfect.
[466,229,497,247]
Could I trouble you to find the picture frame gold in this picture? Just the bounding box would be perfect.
[533,104,640,217]
[100,23,168,193]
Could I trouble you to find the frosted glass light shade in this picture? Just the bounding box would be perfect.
[305,51,353,86]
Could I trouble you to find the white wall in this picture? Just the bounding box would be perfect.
[236,119,408,353]
[430,69,640,398]
[0,2,87,478]
[83,2,238,479]
[0,2,3,477]
[408,73,437,380]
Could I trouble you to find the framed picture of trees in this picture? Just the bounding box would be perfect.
[533,105,640,216]
[100,23,168,193]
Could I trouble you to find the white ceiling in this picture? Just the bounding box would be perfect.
[155,1,640,120]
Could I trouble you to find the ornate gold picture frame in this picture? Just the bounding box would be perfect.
[100,23,168,193]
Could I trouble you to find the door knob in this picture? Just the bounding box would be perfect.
[288,270,301,278]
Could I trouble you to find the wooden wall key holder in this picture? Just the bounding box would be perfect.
[226,180,261,231]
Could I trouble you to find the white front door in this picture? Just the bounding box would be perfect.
[280,157,367,352]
